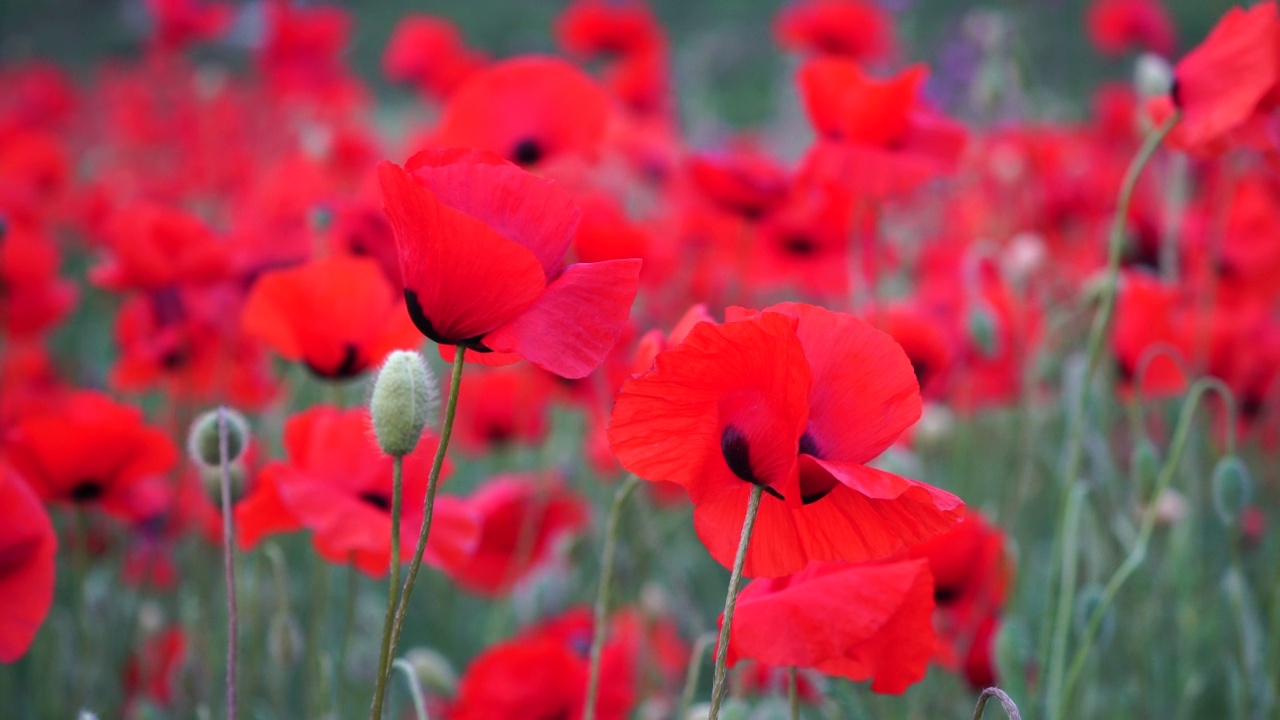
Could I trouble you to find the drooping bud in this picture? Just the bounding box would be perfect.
[1134,53,1173,101]
[1211,456,1253,527]
[369,350,437,457]
[404,647,457,697]
[187,407,249,470]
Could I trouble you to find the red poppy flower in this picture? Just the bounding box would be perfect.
[724,559,936,694]
[753,178,853,298]
[263,406,478,576]
[609,303,964,578]
[1086,0,1176,57]
[124,625,187,713]
[556,0,664,58]
[0,463,56,663]
[775,0,896,63]
[242,255,422,380]
[878,306,954,400]
[437,474,588,596]
[1111,272,1194,398]
[90,202,231,291]
[145,0,232,53]
[798,59,967,197]
[234,455,302,550]
[424,56,611,168]
[258,1,356,102]
[0,224,77,339]
[452,365,554,455]
[687,146,791,219]
[378,148,643,379]
[1154,1,1279,155]
[450,607,635,720]
[110,284,280,409]
[3,391,177,522]
[383,15,487,100]
[908,510,1011,689]
[0,339,69,428]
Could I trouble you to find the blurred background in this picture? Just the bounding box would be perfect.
[0,0,1236,129]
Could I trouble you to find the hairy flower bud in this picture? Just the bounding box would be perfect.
[404,647,457,697]
[370,350,437,457]
[187,407,249,469]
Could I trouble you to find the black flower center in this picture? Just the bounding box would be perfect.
[720,425,784,500]
[307,343,363,380]
[404,289,492,352]
[512,138,545,167]
[910,357,931,389]
[70,481,105,503]
[783,235,819,257]
[359,491,391,512]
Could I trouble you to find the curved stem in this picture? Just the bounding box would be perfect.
[1060,378,1236,705]
[973,687,1023,720]
[370,457,405,720]
[677,632,717,720]
[1042,112,1179,720]
[218,408,239,720]
[583,474,642,720]
[391,658,430,720]
[371,347,467,719]
[708,485,764,720]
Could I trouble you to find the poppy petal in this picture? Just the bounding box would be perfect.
[484,259,643,379]
[767,301,921,464]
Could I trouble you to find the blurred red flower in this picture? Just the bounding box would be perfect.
[378,148,642,379]
[909,510,1011,689]
[258,406,478,576]
[451,365,554,456]
[775,0,896,63]
[124,625,187,714]
[383,15,487,100]
[0,463,56,663]
[91,202,231,291]
[799,59,967,197]
[438,474,588,596]
[241,255,422,380]
[0,224,76,339]
[556,0,664,58]
[725,559,936,694]
[609,303,963,578]
[144,0,232,53]
[450,607,636,720]
[3,391,176,522]
[423,56,611,169]
[1086,0,1176,57]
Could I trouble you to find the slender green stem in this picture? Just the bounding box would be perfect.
[788,667,799,720]
[218,408,239,720]
[338,555,358,691]
[307,555,331,717]
[1059,378,1237,707]
[678,633,717,720]
[708,485,764,720]
[583,474,642,720]
[371,347,467,719]
[370,456,405,720]
[1042,112,1179,719]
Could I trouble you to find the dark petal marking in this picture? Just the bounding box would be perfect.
[404,288,493,352]
[307,343,363,380]
[721,425,785,500]
[70,481,105,503]
[910,357,931,389]
[934,586,961,606]
[512,138,545,167]
[358,491,391,512]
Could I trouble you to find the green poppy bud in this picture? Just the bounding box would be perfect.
[370,350,437,457]
[187,407,249,470]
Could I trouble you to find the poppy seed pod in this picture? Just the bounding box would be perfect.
[370,350,437,457]
[187,407,249,469]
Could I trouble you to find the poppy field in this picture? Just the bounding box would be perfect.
[2,0,1279,718]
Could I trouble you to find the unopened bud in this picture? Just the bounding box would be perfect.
[187,407,249,469]
[1152,488,1189,528]
[200,463,248,506]
[370,350,436,457]
[404,647,457,697]
[1134,53,1173,100]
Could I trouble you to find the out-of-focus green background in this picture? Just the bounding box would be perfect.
[0,0,1236,127]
